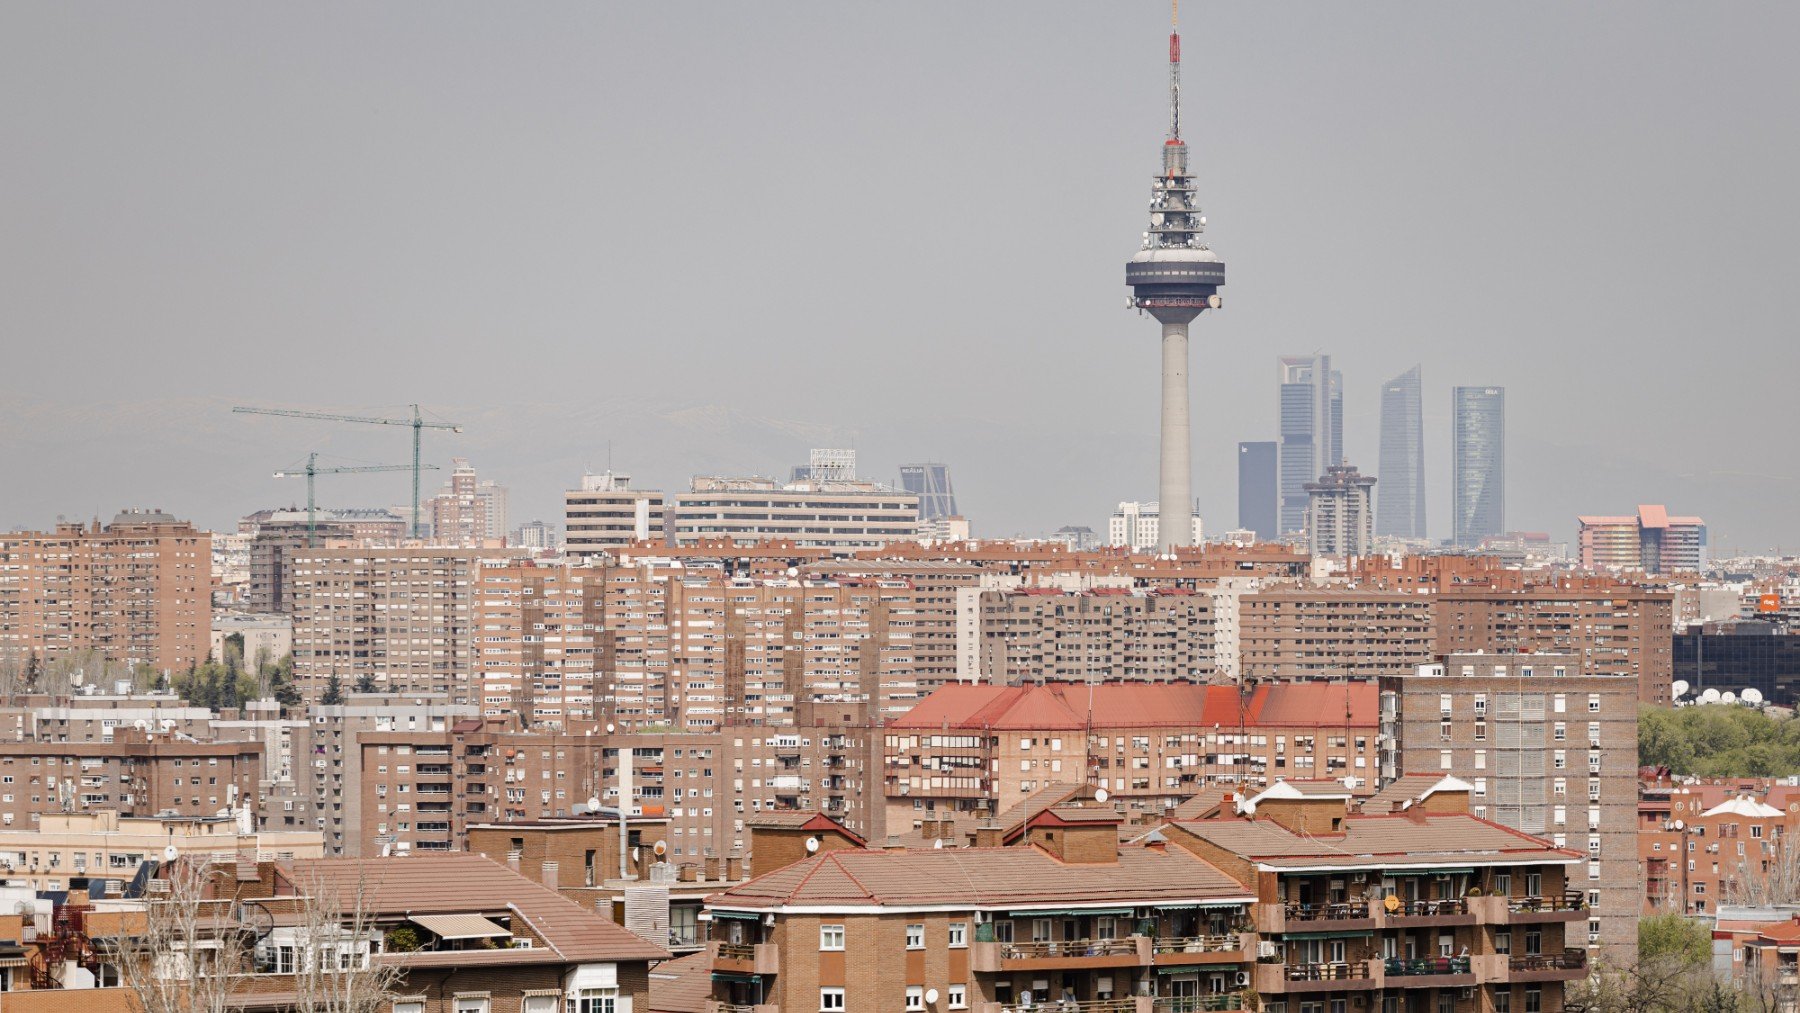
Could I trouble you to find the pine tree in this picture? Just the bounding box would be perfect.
[354,673,377,694]
[321,674,345,706]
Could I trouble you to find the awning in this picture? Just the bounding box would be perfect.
[1005,908,1134,918]
[710,910,764,921]
[409,913,510,940]
[1414,867,1475,876]
[1155,965,1232,975]
[1281,930,1374,940]
[711,972,760,984]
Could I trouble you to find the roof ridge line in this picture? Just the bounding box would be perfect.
[826,851,877,900]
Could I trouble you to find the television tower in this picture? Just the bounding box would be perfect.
[1126,0,1224,552]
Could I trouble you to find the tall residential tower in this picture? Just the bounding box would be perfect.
[1376,364,1426,539]
[1125,5,1223,552]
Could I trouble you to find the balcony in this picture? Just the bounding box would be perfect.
[1150,934,1250,967]
[710,940,780,976]
[972,937,1149,972]
[1153,998,1245,1013]
[1255,901,1374,935]
[1468,891,1587,925]
[703,1003,777,1013]
[1379,897,1475,928]
[978,1000,1149,1013]
[1505,949,1588,983]
[1254,960,1378,995]
[1382,955,1474,987]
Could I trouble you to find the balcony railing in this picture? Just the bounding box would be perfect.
[1509,892,1585,913]
[716,942,755,961]
[1002,1000,1139,1013]
[1003,938,1138,960]
[1509,950,1586,972]
[1152,935,1241,955]
[1384,956,1472,977]
[1284,901,1369,922]
[1153,996,1244,1012]
[1284,962,1371,982]
[1390,898,1469,917]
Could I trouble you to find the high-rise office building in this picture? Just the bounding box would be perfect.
[1235,441,1277,539]
[899,463,958,521]
[1376,364,1426,539]
[1277,354,1336,536]
[1452,386,1506,546]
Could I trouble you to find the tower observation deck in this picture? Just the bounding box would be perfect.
[1126,2,1224,552]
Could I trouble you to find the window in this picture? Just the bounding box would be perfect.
[820,924,845,951]
[567,990,615,1013]
[394,1002,424,1013]
[906,986,925,1012]
[948,984,967,1009]
[820,988,846,1012]
[1525,987,1542,1013]
[1439,750,1452,771]
[948,922,967,948]
[906,923,925,949]
[455,997,490,1013]
[525,998,557,1013]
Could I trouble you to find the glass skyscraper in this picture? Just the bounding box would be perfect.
[1452,386,1505,546]
[1236,441,1277,539]
[1376,365,1425,539]
[1277,354,1337,537]
[898,463,958,521]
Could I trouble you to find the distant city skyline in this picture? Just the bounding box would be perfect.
[3,5,1796,550]
[1376,365,1426,540]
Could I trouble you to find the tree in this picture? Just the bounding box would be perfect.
[1640,913,1711,971]
[322,674,345,706]
[354,673,377,695]
[289,869,403,1013]
[106,859,251,1013]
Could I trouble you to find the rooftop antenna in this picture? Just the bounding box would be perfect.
[1168,0,1181,144]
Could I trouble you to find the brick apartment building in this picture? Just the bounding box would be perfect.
[883,681,1378,830]
[1379,652,1639,966]
[0,511,211,675]
[1238,589,1436,681]
[699,780,1588,1013]
[0,729,263,827]
[978,588,1217,684]
[1433,581,1676,704]
[1639,776,1800,916]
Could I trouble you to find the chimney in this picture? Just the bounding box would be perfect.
[726,848,744,881]
[921,818,940,840]
[704,853,721,881]
[507,850,522,874]
[541,860,559,892]
[885,835,905,852]
[974,820,1003,849]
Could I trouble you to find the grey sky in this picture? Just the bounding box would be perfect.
[3,3,1796,551]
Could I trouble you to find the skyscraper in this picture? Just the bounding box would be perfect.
[1304,462,1376,558]
[1124,7,1223,552]
[1236,441,1277,539]
[1376,365,1426,539]
[1277,354,1335,536]
[899,463,958,521]
[1452,385,1506,546]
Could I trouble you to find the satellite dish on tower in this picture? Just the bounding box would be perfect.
[1094,788,1109,804]
[805,836,820,853]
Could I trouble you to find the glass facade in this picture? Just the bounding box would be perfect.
[1674,630,1800,707]
[1376,365,1425,539]
[1452,386,1505,546]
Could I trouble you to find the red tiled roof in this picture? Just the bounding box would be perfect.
[649,951,714,1013]
[1168,813,1581,870]
[892,682,1376,731]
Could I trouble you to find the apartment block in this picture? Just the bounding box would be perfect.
[1432,582,1676,704]
[1638,777,1800,916]
[247,518,352,613]
[1577,505,1707,574]
[1304,463,1376,559]
[0,730,264,827]
[672,477,920,553]
[883,681,1378,829]
[977,588,1216,684]
[1238,590,1436,681]
[565,472,668,559]
[287,546,519,703]
[0,809,322,894]
[474,562,599,724]
[0,511,211,675]
[1378,652,1639,966]
[700,780,1587,1013]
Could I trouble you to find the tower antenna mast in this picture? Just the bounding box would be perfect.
[1169,0,1181,144]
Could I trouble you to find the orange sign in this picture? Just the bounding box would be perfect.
[1760,594,1784,613]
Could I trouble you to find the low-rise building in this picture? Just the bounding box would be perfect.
[0,809,322,893]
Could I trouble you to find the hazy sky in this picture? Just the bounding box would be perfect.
[4,3,1797,551]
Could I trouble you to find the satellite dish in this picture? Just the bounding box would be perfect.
[1674,820,1685,831]
[653,840,667,856]
[587,797,601,811]
[1383,894,1401,913]
[1094,788,1109,803]
[605,723,616,734]
[1671,680,1690,699]
[1700,688,1722,704]
[933,839,944,849]
[925,990,940,1006]
[1721,691,1738,704]
[1020,992,1032,1007]
[1342,776,1358,791]
[786,567,799,578]
[1744,688,1765,706]
[133,720,149,731]
[805,836,820,854]
[163,845,179,862]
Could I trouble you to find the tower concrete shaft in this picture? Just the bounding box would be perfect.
[1158,314,1198,551]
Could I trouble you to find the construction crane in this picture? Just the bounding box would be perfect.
[273,453,438,547]
[233,404,463,538]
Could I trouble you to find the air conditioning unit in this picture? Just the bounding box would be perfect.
[1234,971,1249,987]
[972,911,989,924]
[1459,989,1476,1000]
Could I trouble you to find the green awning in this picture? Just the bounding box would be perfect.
[710,910,763,921]
[1006,907,1134,917]
[1393,867,1475,875]
[1281,930,1374,940]
[1153,903,1201,910]
[1156,964,1237,975]
[711,973,760,984]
